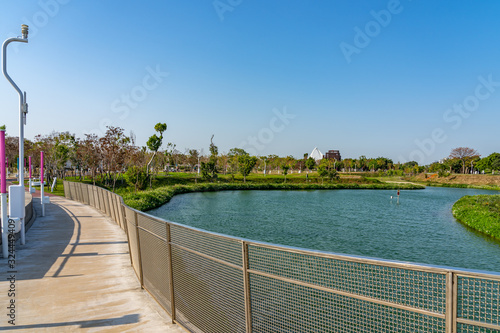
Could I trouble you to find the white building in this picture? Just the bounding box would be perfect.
[309,147,323,161]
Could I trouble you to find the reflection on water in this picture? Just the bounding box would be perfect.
[149,187,500,272]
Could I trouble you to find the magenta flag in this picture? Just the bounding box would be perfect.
[40,151,44,184]
[0,131,5,194]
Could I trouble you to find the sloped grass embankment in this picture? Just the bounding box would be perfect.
[453,195,500,240]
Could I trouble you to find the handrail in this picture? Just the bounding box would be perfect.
[63,181,500,333]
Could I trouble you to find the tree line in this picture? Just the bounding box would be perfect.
[3,124,498,192]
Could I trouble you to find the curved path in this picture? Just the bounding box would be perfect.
[0,195,184,332]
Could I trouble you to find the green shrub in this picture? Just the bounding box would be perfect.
[452,195,500,240]
[123,182,424,211]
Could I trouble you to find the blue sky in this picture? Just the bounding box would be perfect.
[0,1,499,164]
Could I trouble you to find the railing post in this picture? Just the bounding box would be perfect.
[134,211,144,288]
[452,273,458,333]
[78,182,83,202]
[122,204,133,266]
[166,222,176,323]
[445,271,455,333]
[242,241,252,333]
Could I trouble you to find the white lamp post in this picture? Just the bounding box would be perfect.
[2,25,29,245]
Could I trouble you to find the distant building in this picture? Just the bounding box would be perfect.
[309,147,323,161]
[324,150,341,161]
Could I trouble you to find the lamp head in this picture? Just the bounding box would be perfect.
[21,24,29,39]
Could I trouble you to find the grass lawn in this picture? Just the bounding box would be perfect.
[23,178,66,197]
[452,195,500,240]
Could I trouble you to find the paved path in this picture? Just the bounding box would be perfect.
[0,196,184,332]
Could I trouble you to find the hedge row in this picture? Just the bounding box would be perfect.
[123,182,424,211]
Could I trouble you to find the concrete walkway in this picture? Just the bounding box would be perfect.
[0,196,184,332]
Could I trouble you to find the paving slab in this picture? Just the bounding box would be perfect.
[0,196,185,332]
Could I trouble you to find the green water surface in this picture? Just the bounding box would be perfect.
[149,187,500,272]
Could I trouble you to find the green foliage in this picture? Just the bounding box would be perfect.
[201,135,219,181]
[429,162,447,173]
[209,135,218,157]
[200,161,218,181]
[124,165,148,192]
[281,164,290,182]
[146,122,167,153]
[154,122,167,134]
[453,195,500,240]
[228,147,247,156]
[123,182,424,211]
[328,169,339,181]
[386,169,404,176]
[238,154,257,182]
[281,164,290,175]
[317,159,339,183]
[476,152,500,172]
[403,161,418,168]
[305,157,316,171]
[317,163,328,179]
[438,169,450,178]
[146,134,162,152]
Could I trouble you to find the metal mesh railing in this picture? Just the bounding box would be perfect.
[63,181,500,333]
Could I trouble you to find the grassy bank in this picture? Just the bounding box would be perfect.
[123,182,423,211]
[407,173,500,191]
[417,182,500,191]
[452,195,500,240]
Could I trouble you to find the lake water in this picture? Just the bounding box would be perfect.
[148,187,500,272]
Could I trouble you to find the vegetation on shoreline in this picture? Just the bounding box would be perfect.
[417,182,500,191]
[406,173,500,191]
[452,195,500,240]
[122,181,423,211]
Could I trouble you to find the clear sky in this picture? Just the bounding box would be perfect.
[0,0,499,164]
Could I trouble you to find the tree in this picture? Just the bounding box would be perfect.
[146,122,167,187]
[449,147,480,174]
[429,162,447,173]
[228,147,247,156]
[281,164,290,183]
[343,158,353,172]
[218,153,229,175]
[238,154,257,182]
[186,149,200,172]
[124,165,148,193]
[305,157,316,173]
[358,155,367,171]
[317,161,328,184]
[260,156,269,175]
[79,134,101,185]
[318,158,339,183]
[53,132,77,180]
[200,135,218,181]
[476,153,500,173]
[100,126,131,191]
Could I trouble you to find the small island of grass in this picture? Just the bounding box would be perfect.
[452,195,500,240]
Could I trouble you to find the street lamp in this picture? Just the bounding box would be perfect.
[2,25,29,245]
[197,150,201,175]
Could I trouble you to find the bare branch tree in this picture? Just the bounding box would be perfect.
[449,147,480,174]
